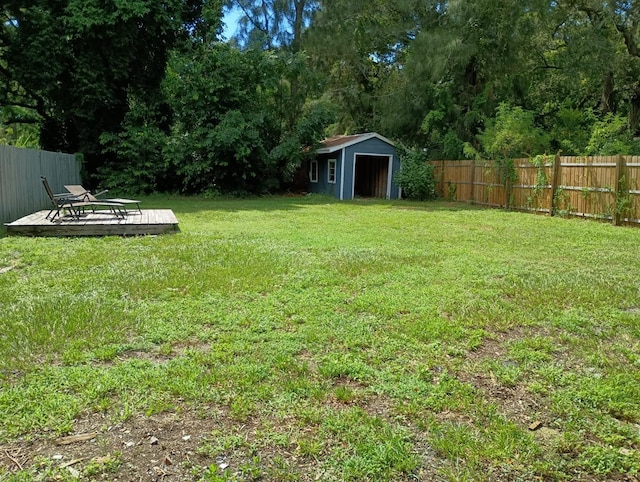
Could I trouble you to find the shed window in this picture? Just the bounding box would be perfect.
[328,159,337,184]
[310,160,318,183]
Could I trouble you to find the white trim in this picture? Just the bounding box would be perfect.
[316,132,396,154]
[386,154,393,199]
[309,159,318,183]
[327,159,337,184]
[351,152,357,199]
[339,148,346,200]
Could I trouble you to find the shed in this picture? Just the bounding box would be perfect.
[309,133,401,200]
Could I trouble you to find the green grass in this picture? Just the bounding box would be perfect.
[1,195,639,480]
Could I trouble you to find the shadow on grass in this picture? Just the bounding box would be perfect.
[141,193,319,214]
[141,194,483,215]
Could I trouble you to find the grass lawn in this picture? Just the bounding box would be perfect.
[0,195,639,481]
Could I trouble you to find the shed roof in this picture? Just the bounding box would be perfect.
[316,132,395,154]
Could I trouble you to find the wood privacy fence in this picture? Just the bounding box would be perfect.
[431,155,640,226]
[0,145,81,225]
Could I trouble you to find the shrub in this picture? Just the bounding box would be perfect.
[479,102,550,159]
[585,113,637,155]
[394,148,437,201]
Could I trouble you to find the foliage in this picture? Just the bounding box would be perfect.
[394,148,437,201]
[225,0,319,52]
[547,108,596,155]
[530,154,551,199]
[8,0,640,195]
[479,103,551,160]
[0,107,39,148]
[585,113,639,155]
[0,0,219,179]
[99,93,172,194]
[268,98,337,181]
[149,45,333,194]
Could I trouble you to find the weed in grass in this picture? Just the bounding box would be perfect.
[318,353,372,382]
[334,385,357,403]
[7,456,74,482]
[437,461,481,482]
[92,343,125,362]
[296,436,324,458]
[578,445,640,475]
[239,455,263,479]
[507,336,556,366]
[200,465,237,481]
[264,455,299,481]
[83,452,122,476]
[228,395,256,421]
[322,406,419,481]
[431,420,480,462]
[483,359,524,387]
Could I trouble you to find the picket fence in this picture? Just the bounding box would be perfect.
[431,155,640,226]
[0,145,81,226]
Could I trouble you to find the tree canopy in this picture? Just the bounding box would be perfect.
[2,0,640,194]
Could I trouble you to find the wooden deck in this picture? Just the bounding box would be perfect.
[5,209,179,237]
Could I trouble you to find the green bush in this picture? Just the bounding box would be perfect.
[479,102,550,159]
[394,148,437,201]
[585,113,637,155]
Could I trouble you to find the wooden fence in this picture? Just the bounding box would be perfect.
[431,155,640,225]
[1,145,81,226]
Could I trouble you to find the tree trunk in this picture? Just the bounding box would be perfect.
[600,71,615,115]
[629,84,640,135]
[291,0,305,53]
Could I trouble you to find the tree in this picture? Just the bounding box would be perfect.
[225,0,318,51]
[478,103,550,159]
[0,0,220,179]
[305,0,427,134]
[154,44,331,194]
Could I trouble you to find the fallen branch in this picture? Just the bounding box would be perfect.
[55,432,98,445]
[5,449,23,471]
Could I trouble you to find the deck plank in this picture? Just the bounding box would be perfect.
[5,209,179,237]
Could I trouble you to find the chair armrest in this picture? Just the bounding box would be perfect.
[53,192,80,200]
[94,189,109,197]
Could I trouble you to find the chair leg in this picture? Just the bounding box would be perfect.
[49,207,63,221]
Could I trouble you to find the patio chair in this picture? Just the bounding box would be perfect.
[64,184,142,213]
[41,176,125,221]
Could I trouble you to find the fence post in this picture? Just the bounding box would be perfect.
[613,154,627,226]
[470,160,476,204]
[549,153,561,216]
[504,175,511,210]
[439,160,445,198]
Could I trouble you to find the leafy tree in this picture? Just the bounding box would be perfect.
[585,113,639,155]
[156,44,331,194]
[225,0,318,51]
[0,0,219,179]
[479,103,550,159]
[99,92,172,193]
[305,0,426,134]
[547,108,596,156]
[0,107,39,147]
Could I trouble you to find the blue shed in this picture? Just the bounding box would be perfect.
[309,133,401,200]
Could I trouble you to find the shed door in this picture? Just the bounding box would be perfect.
[354,155,390,198]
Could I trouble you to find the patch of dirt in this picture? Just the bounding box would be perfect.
[0,409,225,480]
[0,396,446,482]
[95,339,213,367]
[460,330,553,432]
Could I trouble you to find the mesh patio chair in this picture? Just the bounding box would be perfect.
[64,184,141,213]
[41,176,125,221]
